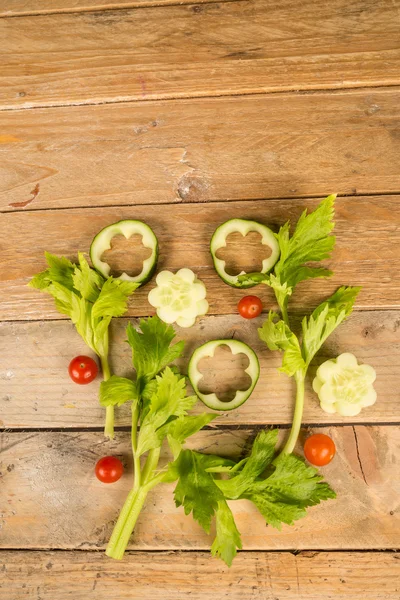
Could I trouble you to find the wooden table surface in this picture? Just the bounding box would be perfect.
[1,1,400,598]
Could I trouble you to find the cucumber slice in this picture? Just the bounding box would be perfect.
[148,268,209,328]
[210,218,280,288]
[90,220,158,285]
[188,339,260,410]
[312,353,377,417]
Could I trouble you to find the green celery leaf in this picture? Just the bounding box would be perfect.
[301,285,361,366]
[29,270,52,291]
[275,195,336,286]
[100,376,138,407]
[92,316,111,358]
[258,311,305,377]
[127,317,185,388]
[242,492,306,529]
[92,278,138,320]
[136,368,197,456]
[211,499,242,567]
[216,429,278,499]
[167,413,218,459]
[73,252,104,302]
[270,195,336,312]
[29,252,137,362]
[74,296,96,351]
[195,454,237,471]
[168,449,224,533]
[242,452,336,529]
[44,252,76,291]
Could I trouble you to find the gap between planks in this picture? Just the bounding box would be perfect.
[0,547,398,554]
[2,423,400,433]
[0,0,242,19]
[1,83,400,114]
[4,189,400,216]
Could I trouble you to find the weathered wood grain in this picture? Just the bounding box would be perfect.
[1,1,400,108]
[1,427,399,550]
[1,550,399,600]
[1,89,400,211]
[0,0,232,17]
[0,312,398,428]
[1,196,400,320]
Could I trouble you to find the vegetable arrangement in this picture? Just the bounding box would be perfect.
[29,194,377,567]
[100,317,334,564]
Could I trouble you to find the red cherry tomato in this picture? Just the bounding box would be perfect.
[304,433,336,467]
[68,355,98,385]
[238,295,263,319]
[95,456,124,484]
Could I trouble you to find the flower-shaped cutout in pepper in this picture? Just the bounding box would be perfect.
[148,268,208,328]
[312,352,377,417]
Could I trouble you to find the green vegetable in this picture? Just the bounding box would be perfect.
[29,251,138,438]
[101,316,218,560]
[210,218,280,288]
[313,352,377,416]
[188,339,260,410]
[166,429,334,565]
[102,318,334,566]
[239,195,361,453]
[90,219,158,284]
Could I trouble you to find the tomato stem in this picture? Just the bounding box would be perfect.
[280,371,305,455]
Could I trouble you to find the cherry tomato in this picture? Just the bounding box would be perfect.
[95,456,124,483]
[68,355,98,385]
[304,433,336,467]
[238,295,263,319]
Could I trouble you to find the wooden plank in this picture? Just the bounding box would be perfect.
[1,550,399,600]
[1,1,400,108]
[1,196,400,320]
[1,89,400,211]
[0,312,399,429]
[0,0,231,18]
[0,427,398,550]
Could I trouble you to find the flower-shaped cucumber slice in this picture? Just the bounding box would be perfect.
[312,352,377,417]
[210,218,280,288]
[188,339,260,410]
[148,268,208,328]
[90,220,158,285]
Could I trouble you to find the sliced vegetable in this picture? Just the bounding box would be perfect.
[312,353,377,416]
[148,268,208,328]
[238,295,263,319]
[90,220,158,285]
[95,456,124,483]
[304,434,336,467]
[210,218,280,288]
[188,339,259,410]
[68,355,98,384]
